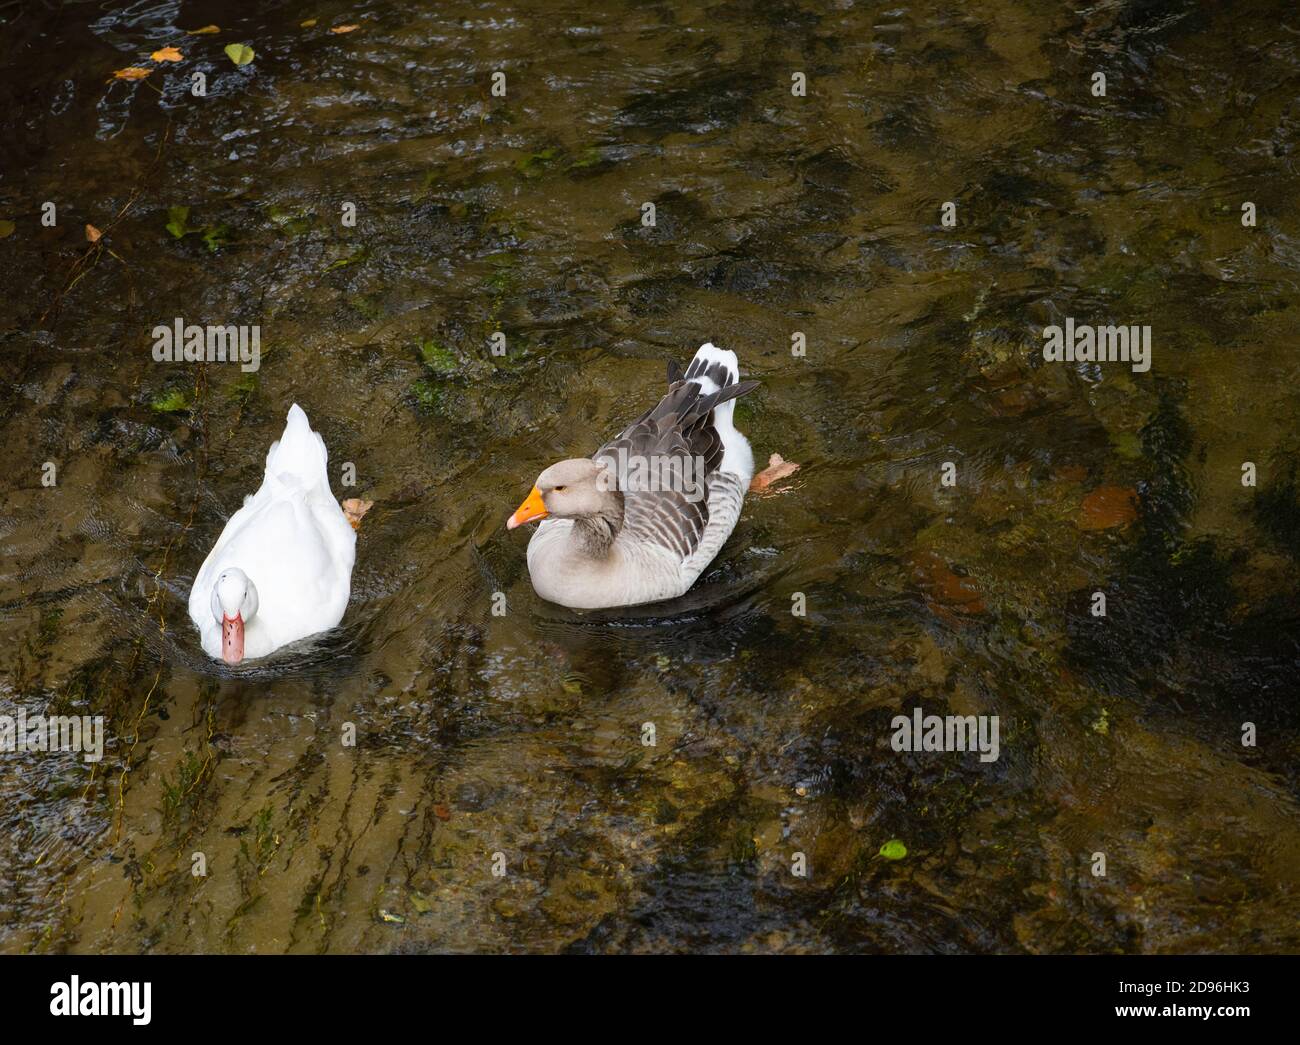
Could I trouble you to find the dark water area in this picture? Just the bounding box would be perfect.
[1,0,1298,953]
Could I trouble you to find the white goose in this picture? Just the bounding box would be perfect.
[508,343,758,610]
[188,404,355,664]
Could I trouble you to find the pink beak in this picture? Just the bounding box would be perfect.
[222,613,245,665]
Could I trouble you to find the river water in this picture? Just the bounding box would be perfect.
[1,0,1298,953]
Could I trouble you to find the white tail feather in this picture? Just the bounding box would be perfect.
[264,404,330,489]
[688,341,740,421]
[687,342,753,483]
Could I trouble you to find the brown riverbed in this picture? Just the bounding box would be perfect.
[1,0,1298,953]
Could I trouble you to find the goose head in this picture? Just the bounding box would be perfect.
[507,459,622,531]
[210,567,259,665]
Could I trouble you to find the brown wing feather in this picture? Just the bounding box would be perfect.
[594,372,758,559]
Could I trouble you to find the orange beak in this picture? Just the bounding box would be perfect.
[222,613,244,665]
[507,486,548,530]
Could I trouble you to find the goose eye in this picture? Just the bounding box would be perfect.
[554,485,566,492]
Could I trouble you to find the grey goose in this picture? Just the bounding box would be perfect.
[507,343,759,610]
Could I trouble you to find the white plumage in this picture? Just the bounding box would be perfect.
[188,404,355,662]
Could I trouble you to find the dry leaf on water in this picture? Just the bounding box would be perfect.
[85,224,102,243]
[113,67,152,81]
[151,46,183,62]
[330,24,360,34]
[1079,485,1138,530]
[186,25,220,35]
[750,452,801,494]
[911,551,986,616]
[341,498,374,530]
[301,19,318,28]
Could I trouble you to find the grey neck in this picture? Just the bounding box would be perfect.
[571,494,625,558]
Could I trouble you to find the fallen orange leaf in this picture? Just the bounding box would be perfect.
[301,19,318,28]
[151,46,183,62]
[990,385,1034,416]
[186,25,220,35]
[85,224,102,243]
[1079,485,1139,530]
[341,498,374,530]
[113,67,152,81]
[911,552,986,616]
[750,452,801,494]
[330,24,360,34]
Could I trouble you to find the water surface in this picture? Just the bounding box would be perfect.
[2,0,1299,953]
